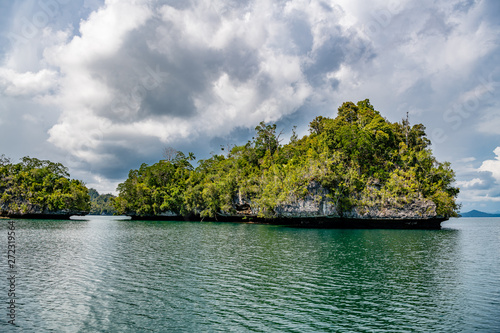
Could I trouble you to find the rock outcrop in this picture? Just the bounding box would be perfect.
[273,181,339,217]
[255,181,440,220]
[347,198,437,220]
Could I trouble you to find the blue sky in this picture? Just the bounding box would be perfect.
[0,0,499,212]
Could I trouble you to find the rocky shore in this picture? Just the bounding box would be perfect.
[0,212,86,219]
[128,214,446,229]
[126,182,448,229]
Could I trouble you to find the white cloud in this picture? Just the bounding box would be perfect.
[479,147,500,183]
[0,68,58,96]
[456,178,482,188]
[458,189,500,204]
[46,1,153,67]
[476,99,500,134]
[455,147,500,211]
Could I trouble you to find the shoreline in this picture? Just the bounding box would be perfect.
[0,213,447,229]
[0,213,87,220]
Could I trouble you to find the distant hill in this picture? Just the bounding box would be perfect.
[460,210,500,217]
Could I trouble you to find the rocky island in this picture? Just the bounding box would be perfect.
[0,156,90,219]
[113,100,459,229]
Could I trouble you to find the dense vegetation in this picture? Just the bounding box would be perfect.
[0,156,90,215]
[113,100,459,219]
[88,188,117,215]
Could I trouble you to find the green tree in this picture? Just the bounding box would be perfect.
[88,188,117,215]
[254,121,282,158]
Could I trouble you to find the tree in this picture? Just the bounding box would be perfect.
[0,154,10,166]
[163,147,178,161]
[89,188,99,200]
[253,121,282,158]
[309,116,328,135]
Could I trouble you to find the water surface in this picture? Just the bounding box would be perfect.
[1,217,499,332]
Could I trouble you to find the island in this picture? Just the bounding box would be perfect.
[460,210,500,218]
[113,99,459,229]
[88,188,117,215]
[0,156,90,219]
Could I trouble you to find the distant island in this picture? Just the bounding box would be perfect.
[460,210,500,217]
[0,100,460,228]
[113,99,460,229]
[88,188,116,215]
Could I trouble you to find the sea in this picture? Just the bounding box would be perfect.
[1,216,499,332]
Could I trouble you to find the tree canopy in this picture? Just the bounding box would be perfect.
[0,156,90,215]
[88,188,117,215]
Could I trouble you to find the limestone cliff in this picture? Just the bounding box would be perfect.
[233,181,442,221]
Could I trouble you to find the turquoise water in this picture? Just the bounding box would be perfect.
[1,217,499,332]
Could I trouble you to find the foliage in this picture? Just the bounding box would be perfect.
[113,152,194,216]
[88,188,117,215]
[0,156,90,214]
[114,99,460,218]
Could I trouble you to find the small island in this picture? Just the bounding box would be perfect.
[112,99,459,229]
[0,156,90,219]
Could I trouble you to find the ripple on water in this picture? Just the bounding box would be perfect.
[1,217,499,332]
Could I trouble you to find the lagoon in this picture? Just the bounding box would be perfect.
[1,217,500,332]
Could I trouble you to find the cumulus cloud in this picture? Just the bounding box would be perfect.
[455,147,500,212]
[0,68,58,96]
[456,178,483,189]
[39,0,355,166]
[479,147,500,183]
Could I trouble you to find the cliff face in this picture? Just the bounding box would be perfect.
[347,198,437,219]
[273,182,338,217]
[233,181,441,220]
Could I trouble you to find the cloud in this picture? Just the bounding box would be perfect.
[455,147,500,212]
[456,178,483,189]
[37,0,354,165]
[479,147,500,183]
[0,68,58,96]
[458,157,476,163]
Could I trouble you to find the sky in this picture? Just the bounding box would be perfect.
[0,0,499,213]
